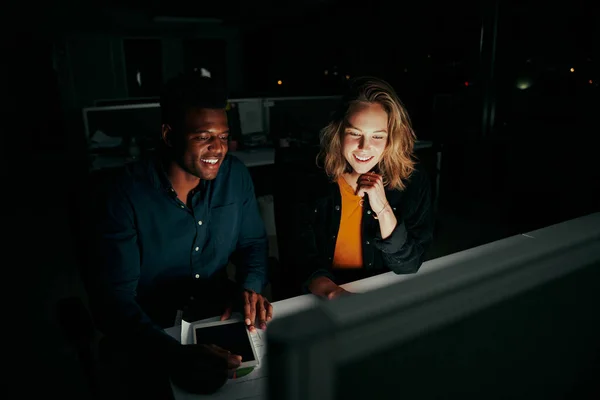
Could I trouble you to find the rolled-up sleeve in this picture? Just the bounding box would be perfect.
[373,169,434,274]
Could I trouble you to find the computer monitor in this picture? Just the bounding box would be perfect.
[83,103,162,141]
[266,212,600,400]
[82,100,249,149]
[266,96,341,145]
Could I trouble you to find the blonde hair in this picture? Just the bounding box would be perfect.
[318,76,417,191]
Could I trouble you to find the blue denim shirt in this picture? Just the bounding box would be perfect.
[85,154,268,353]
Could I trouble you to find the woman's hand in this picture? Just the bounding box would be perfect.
[309,276,353,300]
[356,172,388,215]
[356,172,397,239]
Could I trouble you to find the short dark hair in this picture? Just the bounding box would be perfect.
[160,73,228,128]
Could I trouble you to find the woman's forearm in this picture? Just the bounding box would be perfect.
[376,203,397,239]
[308,276,340,298]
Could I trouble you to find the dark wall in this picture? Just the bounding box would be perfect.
[3,36,72,181]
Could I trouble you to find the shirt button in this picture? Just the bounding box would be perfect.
[195,274,200,279]
[180,205,184,208]
[368,263,372,266]
[170,188,175,192]
[366,241,370,245]
[393,207,396,211]
[190,296,195,301]
[335,205,340,211]
[198,220,203,225]
[314,209,318,213]
[195,246,199,251]
[367,210,371,214]
[332,235,336,239]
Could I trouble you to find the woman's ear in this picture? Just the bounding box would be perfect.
[161,124,173,147]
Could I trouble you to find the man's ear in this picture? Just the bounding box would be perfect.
[161,124,174,147]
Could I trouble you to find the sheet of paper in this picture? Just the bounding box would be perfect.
[89,129,122,149]
[237,101,264,135]
[172,372,267,400]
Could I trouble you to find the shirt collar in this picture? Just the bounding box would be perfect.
[148,153,231,198]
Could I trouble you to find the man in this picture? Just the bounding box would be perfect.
[84,73,273,397]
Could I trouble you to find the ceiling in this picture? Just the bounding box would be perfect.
[106,0,340,27]
[12,0,344,35]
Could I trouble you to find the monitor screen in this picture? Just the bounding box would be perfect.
[84,104,161,142]
[267,96,341,144]
[267,212,600,400]
[336,262,600,399]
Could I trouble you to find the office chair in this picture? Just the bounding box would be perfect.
[271,146,324,299]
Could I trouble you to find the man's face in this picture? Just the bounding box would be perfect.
[173,107,229,180]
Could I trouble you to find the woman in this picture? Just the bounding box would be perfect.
[294,76,434,299]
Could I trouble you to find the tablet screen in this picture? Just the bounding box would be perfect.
[194,321,256,362]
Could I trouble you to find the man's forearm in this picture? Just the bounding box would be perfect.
[242,269,266,294]
[237,238,269,294]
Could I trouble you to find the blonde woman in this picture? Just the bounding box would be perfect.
[295,76,434,299]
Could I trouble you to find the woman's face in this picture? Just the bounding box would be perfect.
[341,102,389,175]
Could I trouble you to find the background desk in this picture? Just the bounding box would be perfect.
[87,140,435,171]
[229,148,275,168]
[230,140,435,168]
[89,147,276,172]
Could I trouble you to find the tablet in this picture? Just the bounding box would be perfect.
[192,318,260,369]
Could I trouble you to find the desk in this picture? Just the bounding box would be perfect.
[414,140,433,150]
[91,141,434,172]
[229,148,275,168]
[228,140,433,169]
[165,230,527,400]
[90,148,276,172]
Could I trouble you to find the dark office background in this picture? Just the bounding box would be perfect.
[3,0,598,398]
[4,0,598,161]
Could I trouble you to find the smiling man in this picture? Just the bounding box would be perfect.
[84,73,272,397]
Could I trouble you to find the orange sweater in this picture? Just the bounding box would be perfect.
[332,177,363,269]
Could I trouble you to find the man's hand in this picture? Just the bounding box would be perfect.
[169,343,242,394]
[219,289,273,331]
[227,290,272,331]
[243,290,273,331]
[205,344,243,370]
